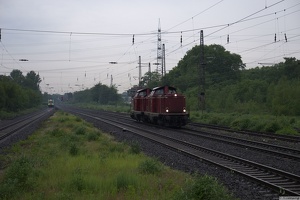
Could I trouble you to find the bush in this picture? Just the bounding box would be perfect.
[0,156,34,199]
[75,126,86,135]
[138,159,163,175]
[276,127,299,135]
[69,143,79,156]
[230,117,251,130]
[50,128,64,137]
[174,174,234,200]
[264,120,282,132]
[116,172,138,191]
[75,116,82,122]
[87,132,98,141]
[129,142,140,154]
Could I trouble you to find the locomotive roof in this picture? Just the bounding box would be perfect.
[136,88,152,93]
[152,85,177,91]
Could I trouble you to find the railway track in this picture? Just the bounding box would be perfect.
[189,122,300,143]
[61,107,300,197]
[81,109,300,161]
[179,128,300,161]
[0,108,55,142]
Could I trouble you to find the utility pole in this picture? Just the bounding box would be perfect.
[110,75,113,87]
[138,56,142,86]
[148,62,151,83]
[199,30,205,112]
[162,44,166,76]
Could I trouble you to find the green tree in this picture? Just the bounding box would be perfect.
[0,70,43,114]
[271,78,300,115]
[74,83,121,104]
[10,69,25,86]
[283,57,300,79]
[24,71,41,91]
[165,44,245,93]
[141,71,161,88]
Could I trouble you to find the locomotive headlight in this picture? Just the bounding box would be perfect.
[166,107,169,113]
[174,94,177,97]
[183,107,186,113]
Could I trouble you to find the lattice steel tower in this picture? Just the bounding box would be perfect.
[156,19,164,77]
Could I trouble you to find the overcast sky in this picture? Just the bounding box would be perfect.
[1,0,299,94]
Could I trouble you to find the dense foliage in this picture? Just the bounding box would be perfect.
[0,70,42,113]
[71,83,121,104]
[142,44,299,116]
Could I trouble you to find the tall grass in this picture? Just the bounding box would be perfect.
[0,111,236,200]
[190,111,300,135]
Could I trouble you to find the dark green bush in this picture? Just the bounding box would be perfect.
[138,159,163,175]
[69,143,79,156]
[75,126,85,135]
[116,172,137,191]
[87,132,98,141]
[0,156,34,199]
[129,142,141,154]
[174,174,234,200]
[50,128,64,137]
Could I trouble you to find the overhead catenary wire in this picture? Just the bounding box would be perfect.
[1,0,299,94]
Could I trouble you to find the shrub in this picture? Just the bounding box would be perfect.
[138,159,163,175]
[109,143,125,153]
[129,142,140,154]
[75,126,86,135]
[276,127,299,135]
[116,172,137,191]
[174,174,234,200]
[69,143,79,156]
[264,120,282,132]
[50,128,64,137]
[58,117,69,123]
[75,116,82,122]
[0,156,34,199]
[230,117,251,130]
[87,132,98,141]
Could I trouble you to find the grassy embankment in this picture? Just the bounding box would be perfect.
[0,111,235,200]
[190,111,300,136]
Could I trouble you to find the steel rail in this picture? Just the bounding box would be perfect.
[0,108,55,141]
[189,122,300,143]
[179,129,300,161]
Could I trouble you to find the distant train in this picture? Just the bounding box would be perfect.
[130,85,189,127]
[48,99,54,107]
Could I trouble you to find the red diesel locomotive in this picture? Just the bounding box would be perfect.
[130,85,189,127]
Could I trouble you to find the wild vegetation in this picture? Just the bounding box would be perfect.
[0,111,235,200]
[70,83,122,104]
[0,70,43,119]
[159,45,300,116]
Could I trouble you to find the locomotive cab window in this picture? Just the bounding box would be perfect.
[154,88,164,95]
[168,89,177,94]
[138,91,145,97]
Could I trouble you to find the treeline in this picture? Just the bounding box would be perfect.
[142,44,300,116]
[0,70,42,112]
[71,83,121,104]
